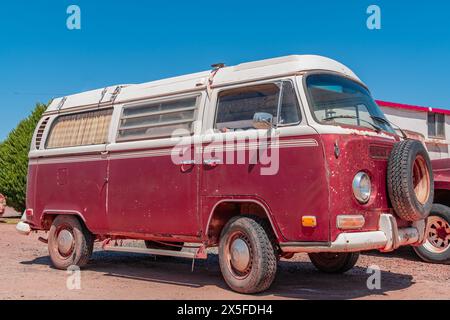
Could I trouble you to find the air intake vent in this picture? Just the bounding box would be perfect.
[35,117,50,150]
[369,144,391,160]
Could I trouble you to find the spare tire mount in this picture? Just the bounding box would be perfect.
[387,139,434,222]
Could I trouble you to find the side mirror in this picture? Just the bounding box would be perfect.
[253,112,274,130]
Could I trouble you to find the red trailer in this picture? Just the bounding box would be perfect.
[414,158,450,263]
[16,55,435,293]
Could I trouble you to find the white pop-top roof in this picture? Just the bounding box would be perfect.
[46,55,361,113]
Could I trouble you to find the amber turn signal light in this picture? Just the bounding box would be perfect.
[337,215,365,230]
[302,216,317,227]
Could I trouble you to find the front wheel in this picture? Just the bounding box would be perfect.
[48,215,94,270]
[413,204,450,264]
[308,252,360,273]
[219,216,278,294]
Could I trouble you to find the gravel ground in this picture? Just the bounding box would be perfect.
[0,222,449,300]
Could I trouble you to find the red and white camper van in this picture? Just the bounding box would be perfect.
[16,55,434,293]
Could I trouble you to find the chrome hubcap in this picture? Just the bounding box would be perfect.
[423,216,450,253]
[57,229,74,256]
[230,238,251,273]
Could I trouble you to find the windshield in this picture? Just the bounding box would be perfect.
[306,74,395,134]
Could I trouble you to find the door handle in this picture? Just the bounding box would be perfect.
[180,160,196,165]
[203,158,222,167]
[179,159,195,173]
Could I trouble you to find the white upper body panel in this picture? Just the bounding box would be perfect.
[212,55,360,87]
[45,55,362,114]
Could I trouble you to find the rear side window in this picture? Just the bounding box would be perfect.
[46,109,113,149]
[215,81,301,131]
[117,96,199,142]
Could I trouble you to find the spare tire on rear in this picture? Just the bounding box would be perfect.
[387,139,434,222]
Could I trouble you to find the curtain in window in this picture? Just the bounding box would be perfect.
[46,109,113,148]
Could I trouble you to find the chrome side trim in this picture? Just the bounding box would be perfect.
[29,138,319,164]
[103,245,207,260]
[279,241,331,248]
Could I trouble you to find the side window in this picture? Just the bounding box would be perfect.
[215,81,301,131]
[46,109,113,149]
[428,112,445,139]
[117,96,198,142]
[279,81,301,125]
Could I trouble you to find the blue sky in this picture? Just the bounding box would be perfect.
[0,0,449,140]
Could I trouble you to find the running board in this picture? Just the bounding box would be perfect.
[103,245,208,260]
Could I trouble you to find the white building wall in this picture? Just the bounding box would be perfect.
[380,106,450,160]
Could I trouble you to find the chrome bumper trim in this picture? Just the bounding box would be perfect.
[280,214,425,253]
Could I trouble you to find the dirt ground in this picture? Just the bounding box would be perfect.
[0,221,449,300]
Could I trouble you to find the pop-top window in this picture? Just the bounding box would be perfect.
[46,109,113,149]
[215,81,301,131]
[117,96,199,142]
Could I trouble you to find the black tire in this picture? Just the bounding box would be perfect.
[219,216,278,294]
[144,240,183,251]
[48,215,94,270]
[387,139,434,221]
[308,252,359,273]
[413,204,450,264]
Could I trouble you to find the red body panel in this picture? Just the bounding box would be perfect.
[26,131,405,245]
[29,155,109,233]
[200,135,330,242]
[432,158,450,191]
[107,146,199,237]
[320,134,404,240]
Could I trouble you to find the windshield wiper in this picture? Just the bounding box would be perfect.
[370,115,407,139]
[323,115,382,133]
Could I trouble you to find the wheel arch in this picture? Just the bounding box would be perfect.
[204,199,282,246]
[41,210,88,231]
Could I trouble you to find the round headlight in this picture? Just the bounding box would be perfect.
[352,172,371,204]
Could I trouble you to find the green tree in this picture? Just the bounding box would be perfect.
[0,103,47,212]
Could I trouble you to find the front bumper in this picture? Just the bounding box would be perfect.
[280,214,426,253]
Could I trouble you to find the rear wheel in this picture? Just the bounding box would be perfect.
[308,252,359,273]
[48,215,94,270]
[413,204,450,264]
[219,216,278,294]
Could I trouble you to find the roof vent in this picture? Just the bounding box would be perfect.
[35,117,50,150]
